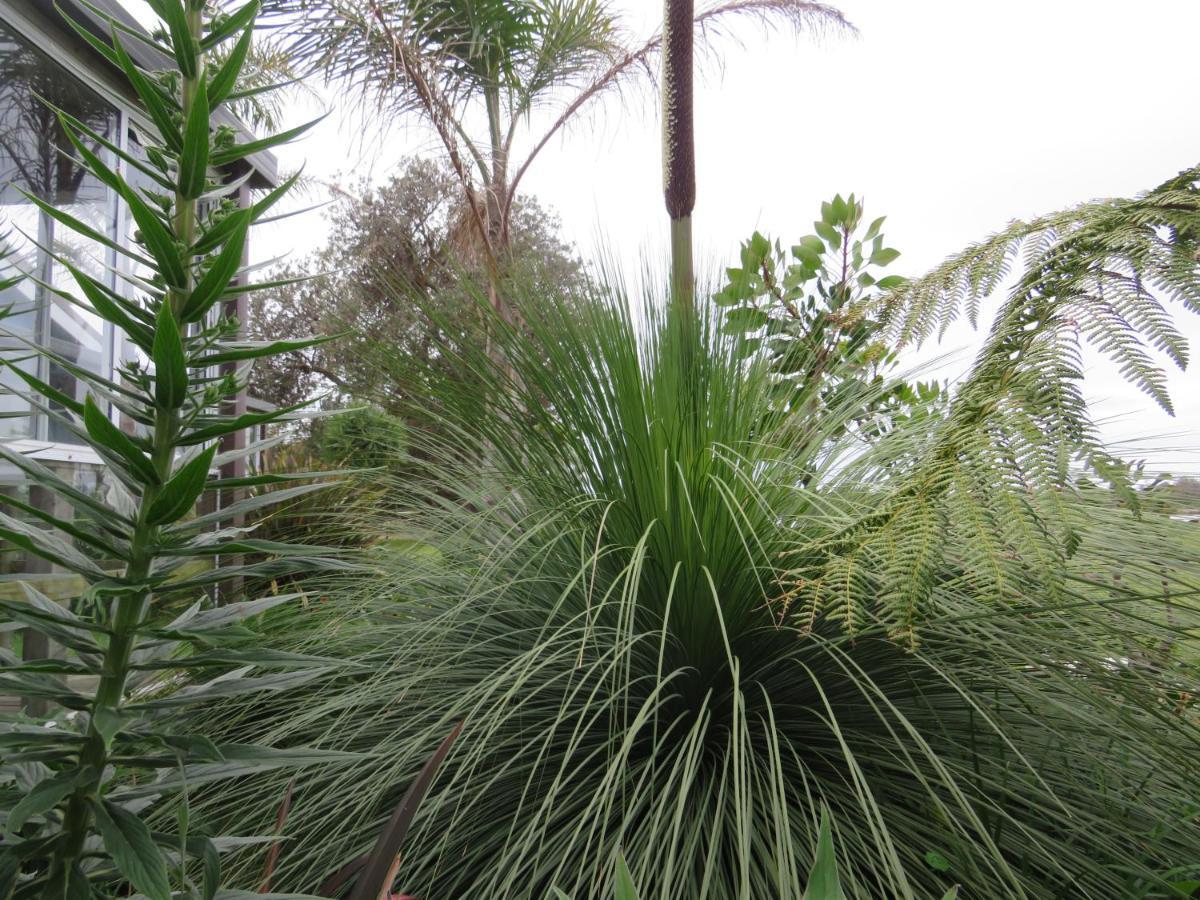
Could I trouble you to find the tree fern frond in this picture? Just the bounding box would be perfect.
[783,167,1200,636]
[875,166,1200,409]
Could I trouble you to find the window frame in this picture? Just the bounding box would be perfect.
[0,0,159,463]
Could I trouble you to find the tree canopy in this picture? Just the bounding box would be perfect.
[250,156,584,416]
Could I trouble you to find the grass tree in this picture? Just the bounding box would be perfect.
[0,0,359,895]
[176,170,1200,897]
[256,0,849,321]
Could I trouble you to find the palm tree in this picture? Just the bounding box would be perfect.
[256,0,850,320]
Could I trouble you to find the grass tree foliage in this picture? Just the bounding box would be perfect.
[179,172,1200,898]
[0,1,357,896]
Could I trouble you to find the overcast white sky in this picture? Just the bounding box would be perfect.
[128,0,1200,471]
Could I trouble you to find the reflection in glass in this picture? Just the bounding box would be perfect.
[0,22,116,442]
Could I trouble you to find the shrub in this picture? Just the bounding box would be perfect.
[312,407,407,473]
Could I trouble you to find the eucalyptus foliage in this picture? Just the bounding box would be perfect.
[0,1,355,896]
[180,199,1198,899]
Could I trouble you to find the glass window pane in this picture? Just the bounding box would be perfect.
[0,21,117,443]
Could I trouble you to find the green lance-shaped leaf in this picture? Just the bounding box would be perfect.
[0,443,131,529]
[154,0,198,79]
[70,0,165,54]
[16,189,152,269]
[152,301,189,409]
[92,707,135,749]
[92,798,173,900]
[0,512,106,578]
[130,666,332,710]
[110,745,360,801]
[171,480,338,533]
[55,113,123,197]
[0,658,92,676]
[62,261,154,351]
[191,206,251,258]
[0,673,90,709]
[0,849,16,900]
[4,769,86,839]
[109,31,183,152]
[166,537,343,558]
[208,20,253,107]
[41,860,92,897]
[162,555,362,593]
[84,395,159,486]
[132,647,341,671]
[192,335,336,367]
[803,807,847,900]
[123,732,224,763]
[124,182,188,290]
[183,218,247,322]
[214,891,328,900]
[191,168,299,257]
[52,100,174,191]
[146,443,216,526]
[614,852,640,900]
[144,594,304,647]
[178,399,313,446]
[64,99,182,276]
[179,78,211,199]
[0,490,126,560]
[0,586,104,663]
[2,356,83,417]
[203,834,222,900]
[209,115,325,169]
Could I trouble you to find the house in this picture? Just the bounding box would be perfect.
[0,0,275,613]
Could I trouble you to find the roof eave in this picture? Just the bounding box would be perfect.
[32,0,279,188]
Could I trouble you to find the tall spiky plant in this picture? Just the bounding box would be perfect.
[0,1,355,895]
[174,205,1199,898]
[663,0,696,309]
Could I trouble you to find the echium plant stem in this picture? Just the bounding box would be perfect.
[0,0,363,892]
[51,5,207,879]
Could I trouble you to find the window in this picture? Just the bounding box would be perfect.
[0,19,118,444]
